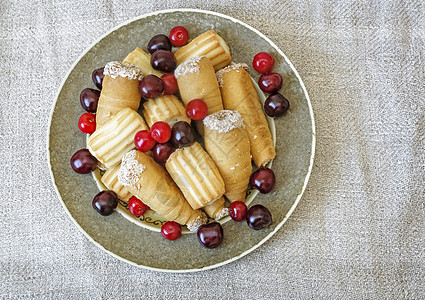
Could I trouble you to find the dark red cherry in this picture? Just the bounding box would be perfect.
[80,88,100,113]
[151,50,177,73]
[70,149,97,174]
[161,73,179,95]
[92,191,118,216]
[258,72,282,94]
[264,93,290,117]
[250,167,275,194]
[229,201,247,222]
[246,205,272,230]
[147,34,172,54]
[197,222,223,248]
[139,75,164,99]
[152,142,175,163]
[92,67,104,89]
[171,121,195,147]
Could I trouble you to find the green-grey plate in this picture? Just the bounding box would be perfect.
[48,9,315,272]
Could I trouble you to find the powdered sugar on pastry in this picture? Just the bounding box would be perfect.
[186,213,208,232]
[104,61,144,80]
[215,208,229,220]
[216,63,248,87]
[203,110,245,133]
[118,150,145,187]
[174,56,205,78]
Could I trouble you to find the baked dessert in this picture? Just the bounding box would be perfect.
[216,64,276,167]
[174,30,231,71]
[71,25,283,245]
[175,56,223,133]
[119,150,207,231]
[123,47,164,77]
[101,163,132,202]
[95,61,143,128]
[203,196,229,219]
[143,95,190,128]
[203,110,252,203]
[165,142,225,210]
[88,107,149,168]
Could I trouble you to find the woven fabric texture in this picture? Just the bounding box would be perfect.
[1,0,424,299]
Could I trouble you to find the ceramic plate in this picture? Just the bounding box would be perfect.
[48,9,315,272]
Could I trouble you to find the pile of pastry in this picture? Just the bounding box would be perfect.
[71,26,288,248]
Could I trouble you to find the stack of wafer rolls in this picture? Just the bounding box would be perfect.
[88,107,149,168]
[203,110,252,203]
[216,64,276,167]
[95,61,143,128]
[165,142,225,210]
[175,30,232,71]
[101,163,132,202]
[118,150,207,231]
[123,47,163,77]
[143,95,190,128]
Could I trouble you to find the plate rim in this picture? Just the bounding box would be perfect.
[47,8,316,273]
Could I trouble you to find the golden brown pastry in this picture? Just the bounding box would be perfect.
[96,61,143,128]
[88,107,148,168]
[142,95,190,128]
[123,47,163,77]
[118,150,207,231]
[203,196,229,219]
[175,30,231,71]
[101,163,132,202]
[165,142,225,210]
[216,64,275,167]
[203,110,252,202]
[175,56,223,134]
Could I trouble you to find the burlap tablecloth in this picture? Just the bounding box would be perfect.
[1,1,424,298]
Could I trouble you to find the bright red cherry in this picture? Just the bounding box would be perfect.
[161,221,182,240]
[250,167,276,193]
[258,73,282,94]
[150,121,171,143]
[128,196,148,217]
[229,201,247,222]
[78,113,96,134]
[186,99,208,120]
[161,73,179,95]
[253,52,275,74]
[169,26,189,47]
[134,130,156,152]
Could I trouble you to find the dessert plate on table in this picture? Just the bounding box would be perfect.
[48,9,315,272]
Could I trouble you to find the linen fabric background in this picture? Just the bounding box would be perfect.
[1,0,424,299]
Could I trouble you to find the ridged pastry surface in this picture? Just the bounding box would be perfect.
[165,142,225,210]
[143,95,190,128]
[101,163,132,202]
[175,30,231,71]
[88,108,148,168]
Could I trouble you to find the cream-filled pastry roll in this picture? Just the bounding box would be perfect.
[96,61,143,128]
[203,110,252,203]
[119,150,207,231]
[165,142,225,210]
[88,107,148,168]
[216,64,275,167]
[143,95,190,128]
[175,30,231,71]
